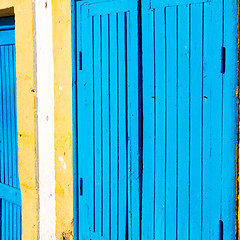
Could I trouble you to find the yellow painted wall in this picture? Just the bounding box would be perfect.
[52,0,73,239]
[0,1,38,239]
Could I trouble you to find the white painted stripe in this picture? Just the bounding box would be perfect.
[33,0,56,239]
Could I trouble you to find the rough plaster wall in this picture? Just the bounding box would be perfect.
[0,0,38,239]
[52,0,74,239]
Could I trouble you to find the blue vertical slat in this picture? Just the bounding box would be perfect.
[10,202,13,239]
[177,5,190,239]
[6,46,13,188]
[222,0,238,238]
[9,45,15,189]
[93,15,102,236]
[13,204,17,239]
[142,1,155,238]
[109,12,118,240]
[101,13,110,239]
[76,4,81,236]
[126,11,133,240]
[166,7,177,240]
[203,0,223,238]
[189,4,203,240]
[204,2,222,236]
[77,4,94,239]
[1,200,5,239]
[202,2,211,238]
[17,206,21,240]
[13,46,19,189]
[154,7,166,240]
[118,11,127,240]
[6,201,9,240]
[128,8,140,240]
[0,47,4,185]
[0,46,3,240]
[2,46,8,187]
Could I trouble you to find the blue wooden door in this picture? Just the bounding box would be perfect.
[76,1,141,239]
[76,0,237,239]
[0,17,22,239]
[142,0,237,239]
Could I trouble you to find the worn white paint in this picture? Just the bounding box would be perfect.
[33,0,56,239]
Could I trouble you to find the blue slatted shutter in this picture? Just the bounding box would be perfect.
[142,0,237,239]
[0,17,22,240]
[76,0,140,239]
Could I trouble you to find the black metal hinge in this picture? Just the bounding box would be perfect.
[221,47,226,74]
[80,177,83,196]
[219,220,223,240]
[79,51,83,70]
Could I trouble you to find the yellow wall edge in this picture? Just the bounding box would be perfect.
[52,0,73,239]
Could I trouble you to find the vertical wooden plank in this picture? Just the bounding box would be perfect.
[142,1,155,238]
[2,47,8,187]
[10,45,16,189]
[203,0,223,238]
[93,14,102,236]
[9,202,13,239]
[7,46,13,188]
[189,4,202,240]
[165,7,177,240]
[154,6,166,240]
[77,4,94,239]
[126,11,132,240]
[0,47,4,185]
[222,0,237,238]
[13,46,18,189]
[1,200,5,240]
[76,3,82,237]
[177,5,190,240]
[6,201,9,240]
[16,206,20,240]
[13,204,17,240]
[118,11,127,240]
[101,13,110,239]
[109,12,118,240]
[121,6,141,240]
[128,8,140,240]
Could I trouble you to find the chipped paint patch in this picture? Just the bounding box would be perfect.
[59,156,67,172]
